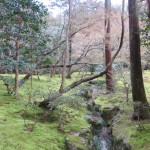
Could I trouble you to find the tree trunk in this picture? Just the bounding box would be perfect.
[66,39,72,78]
[15,40,19,98]
[147,0,150,23]
[19,73,31,87]
[66,2,73,79]
[59,0,71,92]
[105,0,114,94]
[128,0,150,119]
[59,33,68,92]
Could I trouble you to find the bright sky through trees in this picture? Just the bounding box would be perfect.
[38,0,127,16]
[38,0,125,6]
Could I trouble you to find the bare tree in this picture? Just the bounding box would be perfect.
[59,0,72,92]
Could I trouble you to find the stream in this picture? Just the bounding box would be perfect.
[87,85,112,150]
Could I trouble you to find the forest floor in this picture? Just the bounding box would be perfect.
[0,73,91,150]
[0,71,149,150]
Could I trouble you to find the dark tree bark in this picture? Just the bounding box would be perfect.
[105,0,114,93]
[128,0,150,119]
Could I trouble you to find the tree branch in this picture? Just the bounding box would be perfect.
[39,1,125,107]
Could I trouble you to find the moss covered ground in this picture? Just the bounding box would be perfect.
[0,70,150,150]
[0,73,90,150]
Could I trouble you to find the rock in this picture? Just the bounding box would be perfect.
[102,105,120,120]
[86,115,104,126]
[88,81,96,85]
[84,89,93,99]
[66,138,79,150]
[112,138,132,150]
[93,104,101,112]
[87,103,94,112]
[38,99,50,109]
[66,136,87,150]
[79,130,91,137]
[38,100,56,110]
[87,102,101,113]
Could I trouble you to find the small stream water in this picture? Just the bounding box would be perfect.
[87,85,112,150]
[92,115,112,150]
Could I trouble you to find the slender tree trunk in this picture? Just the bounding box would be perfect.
[147,0,150,23]
[8,49,12,57]
[51,68,56,78]
[66,0,72,79]
[129,0,150,119]
[15,40,19,98]
[105,0,114,93]
[59,39,68,92]
[19,73,31,87]
[66,39,72,78]
[50,68,53,78]
[59,0,71,92]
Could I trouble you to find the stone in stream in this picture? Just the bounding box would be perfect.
[102,105,120,120]
[112,138,132,150]
[83,89,93,99]
[86,114,106,126]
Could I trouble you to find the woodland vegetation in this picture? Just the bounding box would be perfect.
[0,0,150,149]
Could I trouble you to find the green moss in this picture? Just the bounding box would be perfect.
[129,124,150,150]
[94,93,124,109]
[65,116,90,133]
[0,98,66,150]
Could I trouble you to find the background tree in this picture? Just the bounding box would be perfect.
[147,0,150,22]
[59,0,72,92]
[105,0,114,93]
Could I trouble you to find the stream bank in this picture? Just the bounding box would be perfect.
[66,84,132,150]
[86,84,132,150]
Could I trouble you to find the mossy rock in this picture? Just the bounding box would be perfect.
[102,105,120,120]
[86,114,105,127]
[112,137,132,150]
[66,135,88,150]
[83,90,93,99]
